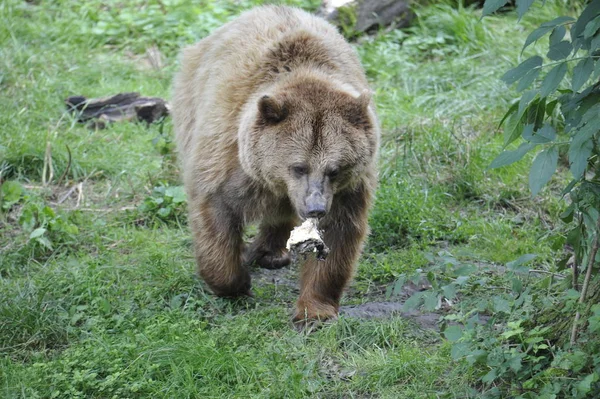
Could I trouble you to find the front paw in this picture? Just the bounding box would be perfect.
[293,300,338,331]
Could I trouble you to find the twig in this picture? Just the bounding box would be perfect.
[570,216,600,346]
[573,256,579,291]
[42,141,53,186]
[61,206,136,212]
[527,269,564,277]
[56,144,72,186]
[57,183,80,204]
[76,182,84,207]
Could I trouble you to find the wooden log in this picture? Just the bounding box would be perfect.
[65,92,169,128]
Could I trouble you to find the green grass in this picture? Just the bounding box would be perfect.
[0,0,577,397]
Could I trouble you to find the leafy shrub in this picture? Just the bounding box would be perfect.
[137,184,187,226]
[1,180,24,211]
[404,0,600,396]
[19,202,80,252]
[2,181,80,253]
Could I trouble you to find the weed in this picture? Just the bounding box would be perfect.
[136,183,186,226]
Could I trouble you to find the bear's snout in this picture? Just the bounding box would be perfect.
[305,191,327,219]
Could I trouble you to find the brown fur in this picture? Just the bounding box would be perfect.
[171,6,379,323]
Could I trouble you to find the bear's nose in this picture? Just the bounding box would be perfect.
[307,207,326,219]
[306,193,327,219]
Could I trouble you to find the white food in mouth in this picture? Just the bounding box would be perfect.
[286,218,322,251]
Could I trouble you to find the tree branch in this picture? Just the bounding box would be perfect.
[570,215,600,346]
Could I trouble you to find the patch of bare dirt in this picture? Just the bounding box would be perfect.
[250,265,453,331]
[340,301,442,330]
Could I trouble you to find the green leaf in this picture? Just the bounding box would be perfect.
[453,264,476,276]
[157,207,171,218]
[526,97,546,129]
[36,236,53,250]
[592,34,600,52]
[19,207,36,231]
[42,206,56,219]
[466,349,488,366]
[165,186,186,204]
[594,58,600,79]
[503,112,524,147]
[385,283,393,299]
[444,325,463,342]
[584,16,600,39]
[518,90,537,119]
[481,369,497,384]
[529,147,559,197]
[426,271,437,289]
[516,0,534,19]
[403,292,423,311]
[30,227,47,239]
[516,68,540,92]
[501,56,543,85]
[572,57,594,92]
[392,275,406,297]
[442,284,457,300]
[572,1,600,39]
[450,342,470,360]
[423,291,438,311]
[498,101,519,128]
[576,373,598,394]
[1,181,23,209]
[489,142,536,169]
[492,296,511,313]
[508,355,523,372]
[482,0,509,16]
[511,277,523,294]
[523,123,556,144]
[540,62,568,97]
[546,99,559,116]
[569,123,597,178]
[549,25,566,46]
[520,123,535,143]
[546,40,572,60]
[507,254,537,271]
[523,16,575,51]
[561,179,579,197]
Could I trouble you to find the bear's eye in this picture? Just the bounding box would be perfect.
[327,168,340,180]
[291,164,308,178]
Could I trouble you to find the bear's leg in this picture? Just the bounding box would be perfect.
[244,220,296,269]
[190,197,251,297]
[293,186,370,325]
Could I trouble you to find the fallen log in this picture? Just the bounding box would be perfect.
[65,92,169,129]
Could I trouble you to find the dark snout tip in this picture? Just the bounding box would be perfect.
[306,208,326,219]
[305,192,327,219]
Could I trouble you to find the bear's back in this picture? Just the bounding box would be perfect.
[173,7,368,151]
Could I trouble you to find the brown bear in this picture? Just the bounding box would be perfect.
[171,5,379,324]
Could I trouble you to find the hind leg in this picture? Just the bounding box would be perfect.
[244,220,296,269]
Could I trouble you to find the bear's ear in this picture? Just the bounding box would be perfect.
[356,90,372,111]
[258,95,288,124]
[346,90,372,128]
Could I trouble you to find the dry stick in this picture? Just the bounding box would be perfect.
[570,216,600,346]
[56,144,72,187]
[42,141,53,186]
[573,258,579,290]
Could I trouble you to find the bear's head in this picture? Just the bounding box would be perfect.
[238,77,379,220]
